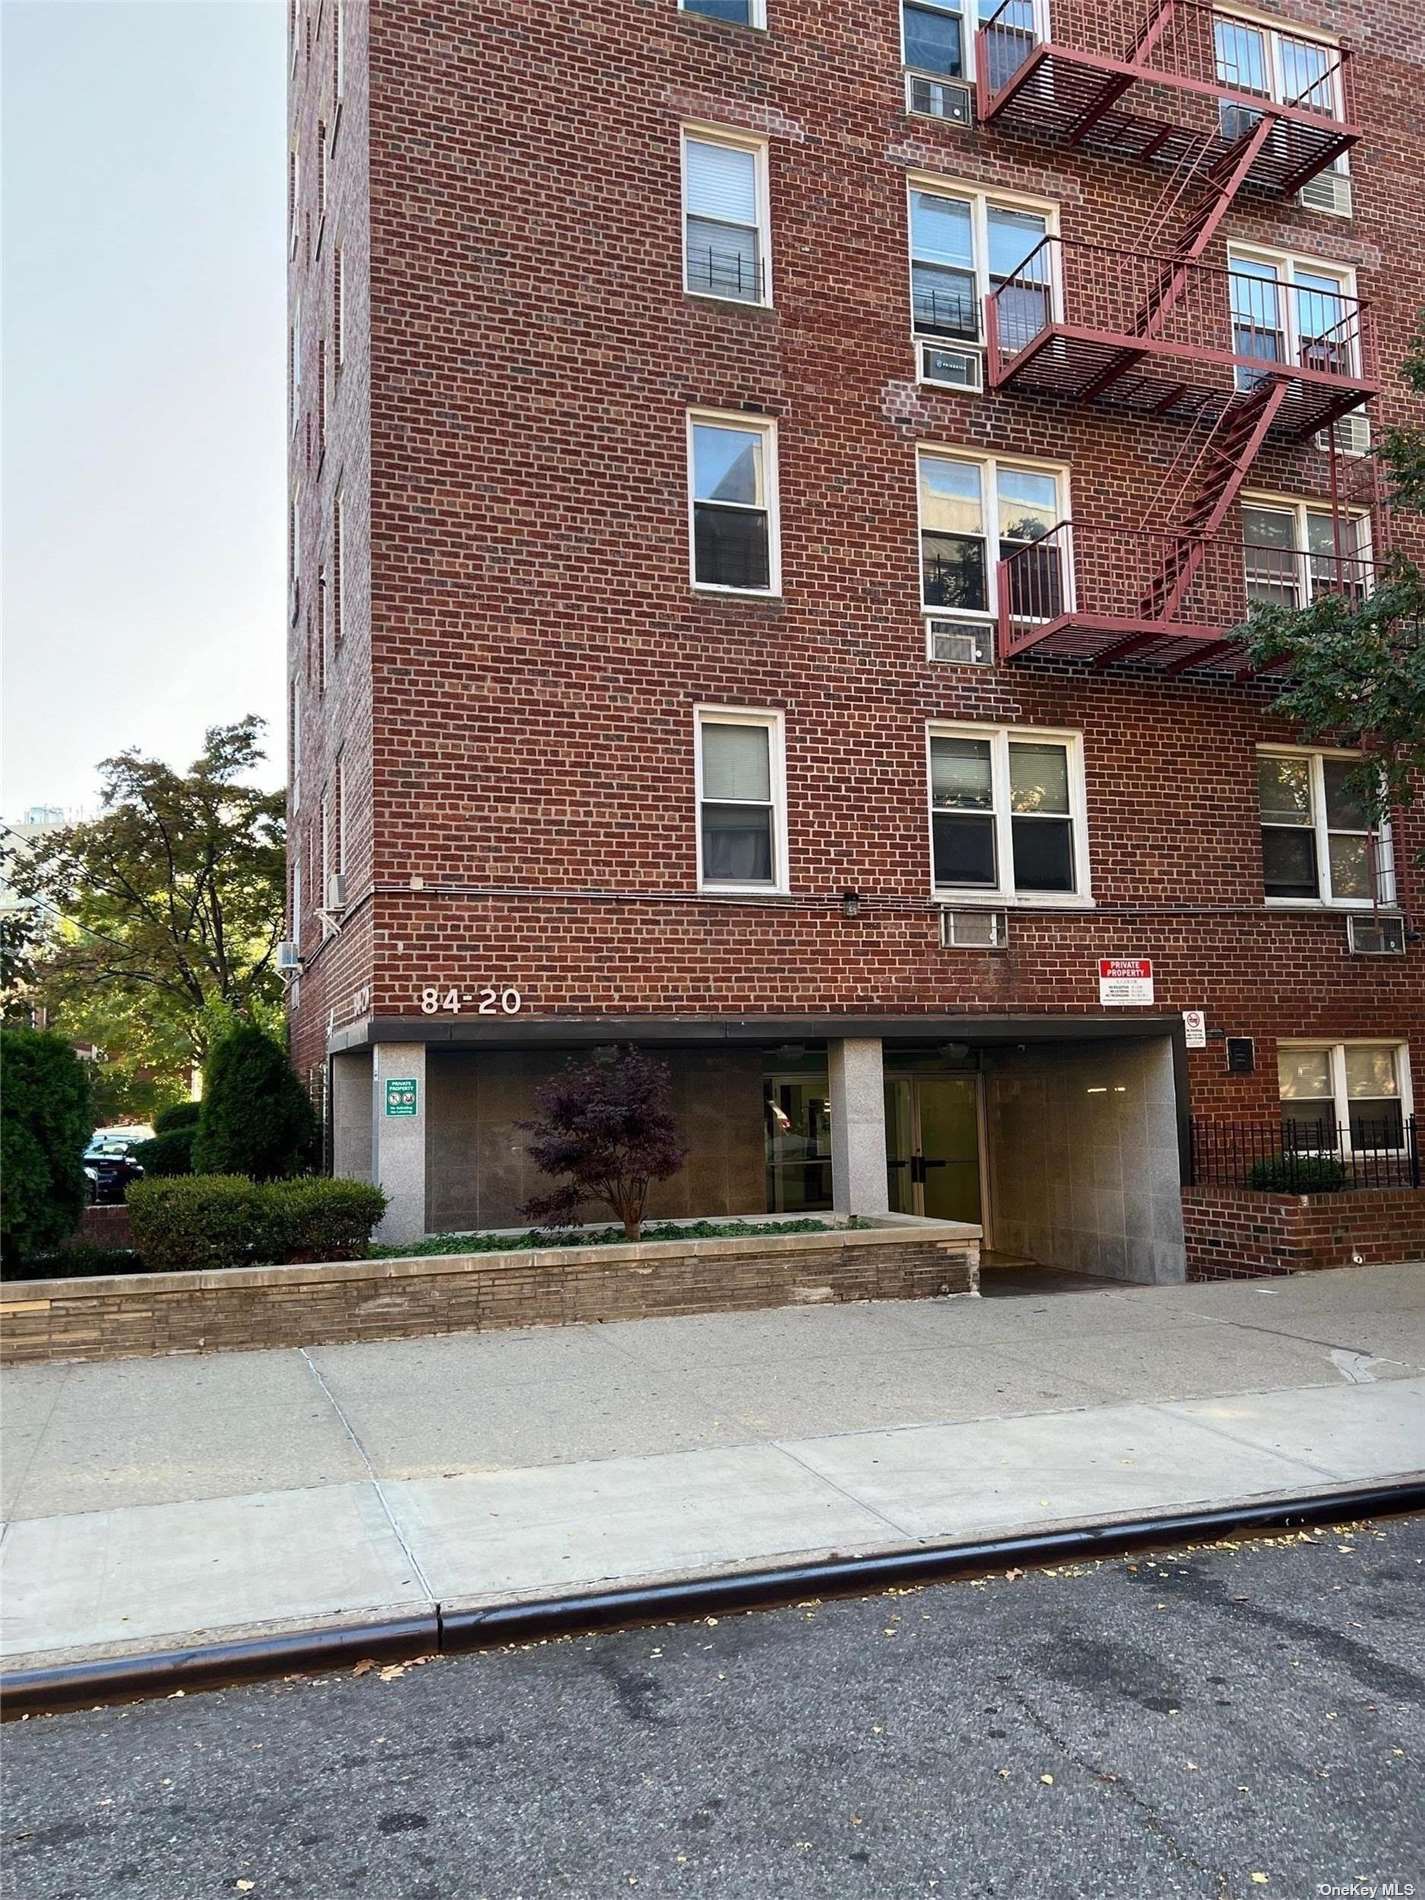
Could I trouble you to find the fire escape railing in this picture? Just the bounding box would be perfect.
[976,0,1356,145]
[994,520,1376,666]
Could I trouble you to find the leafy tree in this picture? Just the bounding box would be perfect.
[191,1023,320,1180]
[0,1027,95,1264]
[1239,319,1425,850]
[520,1044,688,1240]
[10,719,286,1102]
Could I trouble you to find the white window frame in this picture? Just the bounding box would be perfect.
[1213,7,1345,119]
[694,706,789,896]
[1257,744,1396,910]
[686,409,781,598]
[915,445,1071,649]
[1277,1038,1414,1155]
[925,721,1092,907]
[290,296,302,431]
[1239,491,1373,611]
[678,0,767,30]
[900,0,1049,87]
[335,754,347,874]
[290,486,301,585]
[289,145,301,258]
[334,486,345,645]
[906,176,1060,371]
[333,0,346,122]
[1226,243,1360,381]
[290,675,303,811]
[680,127,772,308]
[333,245,344,368]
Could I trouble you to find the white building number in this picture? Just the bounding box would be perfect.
[418,986,523,1016]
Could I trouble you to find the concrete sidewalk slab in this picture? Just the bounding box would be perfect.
[676,1342,1111,1439]
[1165,1379,1425,1483]
[5,1351,367,1518]
[387,1443,899,1603]
[0,1481,426,1655]
[779,1394,1346,1541]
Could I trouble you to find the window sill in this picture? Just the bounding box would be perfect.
[691,583,783,602]
[933,894,1095,911]
[698,885,792,899]
[685,288,775,314]
[1264,898,1397,913]
[676,9,767,31]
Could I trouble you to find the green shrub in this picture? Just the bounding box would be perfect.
[265,1179,390,1261]
[154,1100,202,1134]
[135,1126,197,1176]
[192,1024,319,1181]
[127,1175,387,1271]
[0,1027,95,1265]
[1246,1154,1350,1194]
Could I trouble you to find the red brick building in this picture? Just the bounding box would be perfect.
[285,0,1423,1266]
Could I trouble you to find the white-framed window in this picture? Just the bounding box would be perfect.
[695,707,788,893]
[679,0,765,30]
[289,145,301,257]
[688,411,780,595]
[1227,246,1359,387]
[902,0,1044,88]
[1257,746,1395,908]
[316,121,328,248]
[290,486,301,585]
[319,561,331,676]
[916,448,1067,641]
[682,130,771,306]
[1213,11,1343,117]
[927,724,1090,904]
[320,789,331,895]
[335,754,346,875]
[1241,496,1373,610]
[1279,1040,1412,1151]
[908,180,1055,368]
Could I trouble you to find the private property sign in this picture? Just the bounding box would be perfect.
[1098,958,1154,1006]
[385,1077,419,1117]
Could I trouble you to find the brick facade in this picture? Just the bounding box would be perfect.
[284,0,1423,1250]
[1182,1186,1425,1278]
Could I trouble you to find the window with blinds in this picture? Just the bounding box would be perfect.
[683,131,769,305]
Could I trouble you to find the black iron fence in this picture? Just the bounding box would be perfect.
[1188,1115,1421,1192]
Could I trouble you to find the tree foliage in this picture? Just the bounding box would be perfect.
[0,1027,95,1264]
[520,1044,688,1241]
[192,1022,320,1181]
[1238,318,1425,847]
[7,719,286,1101]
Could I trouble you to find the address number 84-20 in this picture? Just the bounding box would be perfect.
[418,986,522,1016]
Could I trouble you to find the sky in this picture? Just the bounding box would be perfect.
[2,0,286,821]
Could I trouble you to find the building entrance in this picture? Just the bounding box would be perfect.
[884,1072,983,1226]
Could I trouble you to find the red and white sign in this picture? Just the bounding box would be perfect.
[1098,957,1154,1006]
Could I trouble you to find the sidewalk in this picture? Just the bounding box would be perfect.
[2,1263,1422,1671]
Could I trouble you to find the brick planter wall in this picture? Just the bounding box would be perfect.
[0,1220,979,1366]
[1182,1188,1425,1281]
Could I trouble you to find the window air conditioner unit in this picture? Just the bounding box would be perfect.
[917,339,983,390]
[277,941,303,973]
[1298,170,1353,219]
[928,618,992,665]
[1314,412,1370,457]
[325,872,347,911]
[1346,913,1405,956]
[906,74,972,124]
[941,907,1008,949]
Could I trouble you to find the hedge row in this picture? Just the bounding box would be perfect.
[127,1177,388,1271]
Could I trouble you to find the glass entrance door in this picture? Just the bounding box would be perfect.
[884,1074,982,1224]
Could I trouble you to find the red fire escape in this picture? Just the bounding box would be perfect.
[973,0,1381,676]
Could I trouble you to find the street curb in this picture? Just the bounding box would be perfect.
[5,1479,1423,1718]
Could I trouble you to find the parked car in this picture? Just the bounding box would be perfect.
[83,1136,146,1205]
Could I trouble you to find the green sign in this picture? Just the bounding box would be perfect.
[385,1078,418,1117]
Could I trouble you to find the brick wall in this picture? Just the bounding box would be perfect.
[285,0,1425,1114]
[1182,1186,1425,1278]
[0,1224,979,1365]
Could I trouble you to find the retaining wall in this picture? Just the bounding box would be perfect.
[1182,1187,1425,1280]
[0,1220,979,1365]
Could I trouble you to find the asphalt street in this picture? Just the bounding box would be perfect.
[3,1515,1422,1900]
